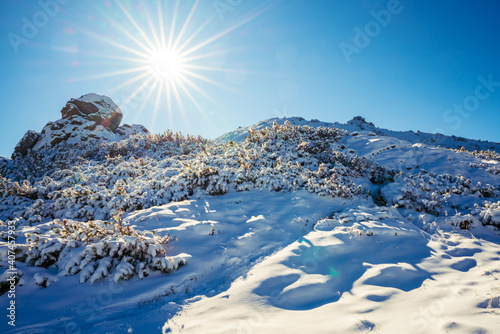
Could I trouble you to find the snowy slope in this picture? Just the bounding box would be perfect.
[3,192,500,333]
[1,114,500,334]
[216,116,500,153]
[1,191,350,333]
[164,206,500,334]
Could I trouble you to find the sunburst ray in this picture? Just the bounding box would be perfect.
[114,0,157,53]
[77,0,271,132]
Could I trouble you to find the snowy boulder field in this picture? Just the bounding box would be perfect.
[1,98,500,333]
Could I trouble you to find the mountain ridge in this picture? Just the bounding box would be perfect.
[216,116,500,153]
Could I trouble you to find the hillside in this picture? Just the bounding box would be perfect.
[217,116,500,153]
[0,95,499,333]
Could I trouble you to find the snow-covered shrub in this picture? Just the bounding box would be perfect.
[33,272,58,287]
[23,219,186,284]
[450,147,500,162]
[368,165,389,184]
[445,147,500,175]
[1,122,379,223]
[469,162,500,175]
[0,175,37,199]
[448,213,477,230]
[384,170,499,215]
[472,201,500,229]
[0,269,23,296]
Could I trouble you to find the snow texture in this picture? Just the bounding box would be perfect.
[1,112,499,334]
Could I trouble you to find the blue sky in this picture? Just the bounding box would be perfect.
[1,0,499,158]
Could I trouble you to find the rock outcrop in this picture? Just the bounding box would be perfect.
[12,93,149,158]
[346,116,376,130]
[13,130,42,157]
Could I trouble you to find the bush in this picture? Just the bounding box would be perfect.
[0,122,378,222]
[24,218,185,284]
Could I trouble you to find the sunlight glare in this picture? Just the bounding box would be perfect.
[148,49,183,81]
[75,0,276,132]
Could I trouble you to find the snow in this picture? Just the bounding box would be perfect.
[1,190,499,333]
[162,204,500,334]
[76,93,119,111]
[1,116,499,333]
[216,116,500,153]
[1,190,349,333]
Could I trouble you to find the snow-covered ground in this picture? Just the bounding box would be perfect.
[1,191,350,333]
[1,115,499,333]
[3,191,500,333]
[165,205,500,334]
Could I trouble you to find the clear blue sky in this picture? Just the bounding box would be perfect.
[1,0,499,158]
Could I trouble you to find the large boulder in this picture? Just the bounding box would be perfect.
[13,93,149,156]
[60,93,123,132]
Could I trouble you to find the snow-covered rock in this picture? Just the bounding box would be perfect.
[12,93,149,157]
[60,93,122,131]
[114,123,150,137]
[13,130,42,157]
[345,115,376,130]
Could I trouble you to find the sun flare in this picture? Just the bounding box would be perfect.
[148,49,183,81]
[74,0,275,129]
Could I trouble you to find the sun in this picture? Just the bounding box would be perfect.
[74,0,275,128]
[148,49,183,81]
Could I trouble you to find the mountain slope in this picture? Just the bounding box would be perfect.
[1,98,499,334]
[216,116,500,153]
